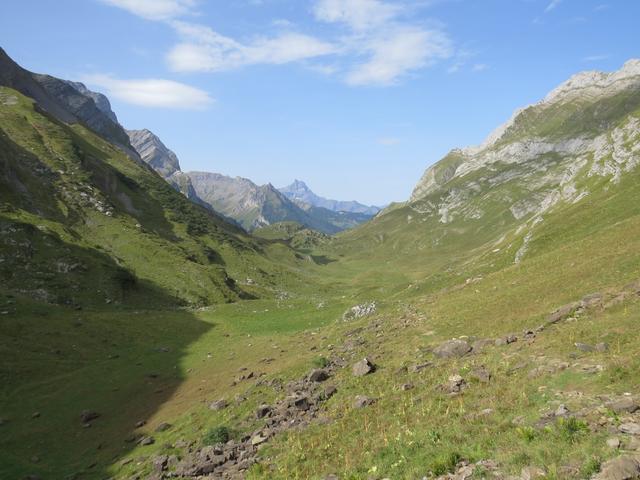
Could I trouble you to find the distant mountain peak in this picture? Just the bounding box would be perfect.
[279,180,380,216]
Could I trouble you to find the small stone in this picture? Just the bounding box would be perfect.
[595,342,610,352]
[135,420,146,428]
[400,383,414,391]
[80,410,100,423]
[31,412,40,419]
[353,395,375,408]
[470,366,492,383]
[619,423,640,435]
[521,466,546,480]
[308,369,329,382]
[433,339,472,358]
[209,399,228,411]
[352,358,375,377]
[251,432,269,446]
[607,398,639,414]
[323,385,337,399]
[255,404,272,419]
[575,342,595,352]
[155,422,172,432]
[407,362,432,373]
[139,436,155,446]
[594,455,640,480]
[607,438,621,449]
[555,404,570,417]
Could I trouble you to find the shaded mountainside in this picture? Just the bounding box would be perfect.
[0,48,310,308]
[279,179,380,215]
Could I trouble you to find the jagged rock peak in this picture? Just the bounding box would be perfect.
[127,129,181,177]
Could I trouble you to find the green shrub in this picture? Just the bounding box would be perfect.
[580,456,601,478]
[203,426,231,445]
[430,452,462,476]
[312,356,329,368]
[557,417,589,442]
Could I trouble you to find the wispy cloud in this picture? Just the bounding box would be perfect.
[82,74,214,109]
[99,0,455,87]
[99,0,196,20]
[167,21,337,72]
[545,0,562,13]
[377,136,401,146]
[314,0,453,86]
[582,54,610,62]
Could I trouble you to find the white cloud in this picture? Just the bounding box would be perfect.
[99,0,196,20]
[472,63,488,72]
[346,26,452,86]
[545,0,562,13]
[81,74,214,109]
[167,21,337,72]
[377,136,401,146]
[313,0,401,31]
[99,0,454,87]
[583,54,610,62]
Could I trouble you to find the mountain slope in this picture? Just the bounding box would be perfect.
[186,171,341,233]
[325,59,640,294]
[0,50,308,308]
[280,179,380,215]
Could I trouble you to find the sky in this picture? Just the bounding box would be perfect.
[1,0,639,205]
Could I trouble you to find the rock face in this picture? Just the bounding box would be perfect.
[398,59,640,265]
[280,179,380,215]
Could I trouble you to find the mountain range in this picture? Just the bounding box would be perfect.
[126,128,378,233]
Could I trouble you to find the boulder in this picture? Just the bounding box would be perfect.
[139,436,155,446]
[433,339,472,359]
[308,369,329,382]
[594,455,640,480]
[352,358,375,377]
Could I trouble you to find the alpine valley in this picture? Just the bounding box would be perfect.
[2,45,640,480]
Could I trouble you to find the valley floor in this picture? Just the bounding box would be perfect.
[3,206,640,480]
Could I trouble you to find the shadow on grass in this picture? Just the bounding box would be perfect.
[0,219,214,479]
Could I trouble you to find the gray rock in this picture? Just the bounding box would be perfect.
[139,436,155,446]
[575,342,595,352]
[400,383,414,391]
[308,369,329,382]
[596,342,610,352]
[521,466,546,480]
[619,423,640,435]
[547,302,581,324]
[353,395,376,409]
[433,339,472,359]
[209,399,228,411]
[352,358,375,377]
[594,455,640,480]
[251,432,269,446]
[408,362,433,373]
[80,410,100,423]
[607,398,639,414]
[323,385,337,399]
[608,438,622,449]
[155,422,172,432]
[470,366,492,383]
[555,404,570,417]
[255,404,272,419]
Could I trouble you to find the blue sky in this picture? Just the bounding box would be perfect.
[1,0,639,205]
